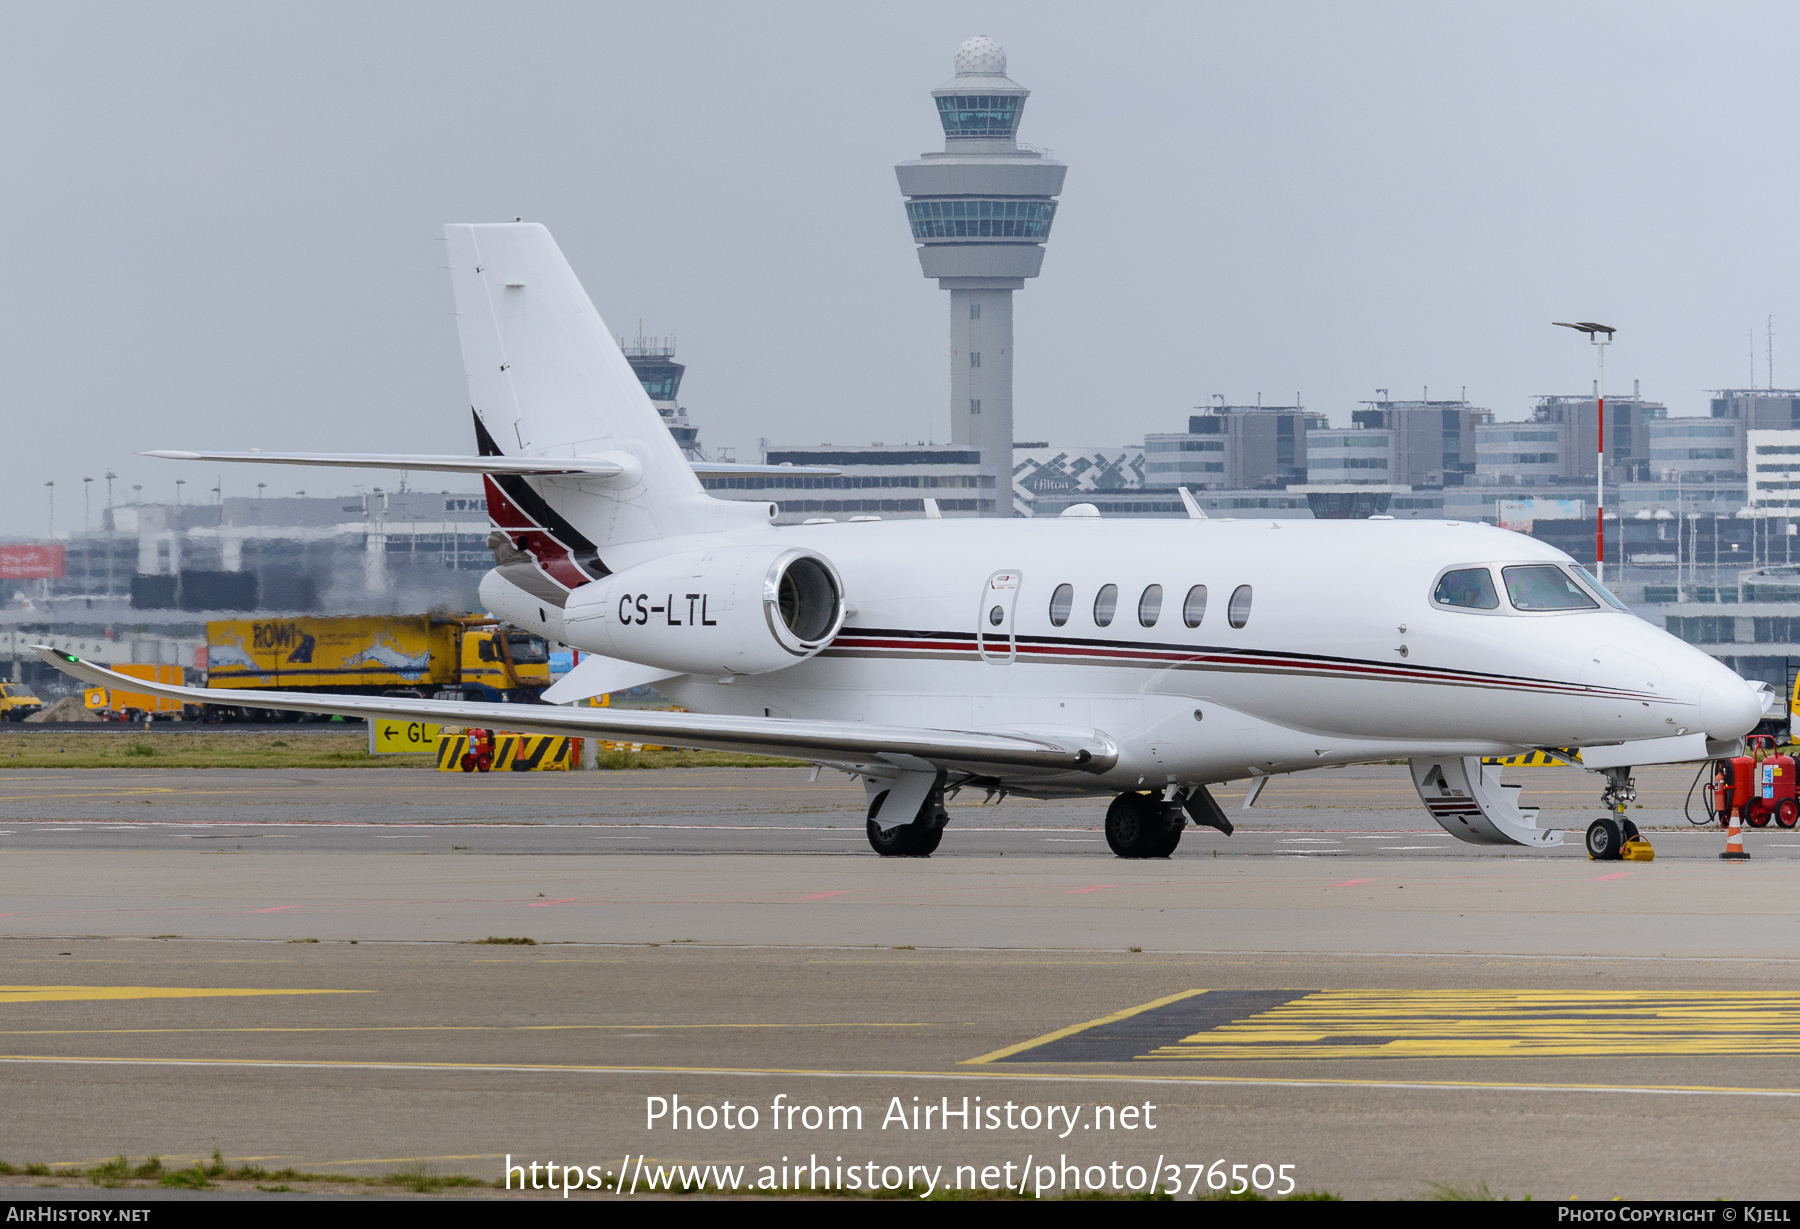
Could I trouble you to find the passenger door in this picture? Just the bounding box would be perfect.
[978,571,1021,663]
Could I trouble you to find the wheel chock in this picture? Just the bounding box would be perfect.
[1620,838,1655,862]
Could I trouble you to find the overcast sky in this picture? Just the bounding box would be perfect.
[5,1,1799,534]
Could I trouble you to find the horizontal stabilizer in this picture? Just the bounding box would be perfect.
[144,450,627,477]
[542,655,679,704]
[690,461,840,477]
[146,451,838,478]
[35,647,1116,778]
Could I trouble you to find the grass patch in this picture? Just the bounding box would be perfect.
[288,938,319,944]
[1423,1179,1508,1201]
[469,936,537,945]
[0,730,803,770]
[593,749,805,770]
[0,731,423,770]
[159,1166,211,1190]
[87,1156,131,1184]
[380,1164,487,1193]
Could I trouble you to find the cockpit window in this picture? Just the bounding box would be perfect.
[1433,568,1499,610]
[1567,564,1630,612]
[1502,565,1599,611]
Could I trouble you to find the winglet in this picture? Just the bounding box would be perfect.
[1178,487,1207,520]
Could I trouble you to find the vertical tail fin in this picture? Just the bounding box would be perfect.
[446,223,724,584]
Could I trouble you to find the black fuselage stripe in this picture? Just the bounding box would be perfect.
[827,628,1652,702]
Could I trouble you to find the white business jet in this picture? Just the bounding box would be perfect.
[37,223,1769,862]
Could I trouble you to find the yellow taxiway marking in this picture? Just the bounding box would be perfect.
[961,989,1208,1065]
[0,1021,966,1036]
[0,986,368,1004]
[5,1054,1800,1100]
[1144,989,1800,1061]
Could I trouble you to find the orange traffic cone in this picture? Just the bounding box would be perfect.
[1721,809,1751,861]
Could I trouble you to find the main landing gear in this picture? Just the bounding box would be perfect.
[1104,787,1235,859]
[864,781,948,857]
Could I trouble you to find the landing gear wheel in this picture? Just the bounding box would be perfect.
[1106,792,1169,858]
[1585,817,1623,861]
[1148,824,1183,858]
[1778,800,1799,830]
[864,784,948,857]
[866,818,938,856]
[1621,817,1641,842]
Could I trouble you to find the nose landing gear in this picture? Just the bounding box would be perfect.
[1587,767,1653,862]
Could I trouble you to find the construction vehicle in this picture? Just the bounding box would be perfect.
[82,665,189,721]
[0,683,43,721]
[195,615,551,721]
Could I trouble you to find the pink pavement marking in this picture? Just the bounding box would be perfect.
[798,891,850,901]
[248,906,300,914]
[1067,884,1121,894]
[523,898,580,907]
[1331,879,1375,887]
[1592,872,1634,881]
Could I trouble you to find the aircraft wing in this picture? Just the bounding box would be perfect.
[145,451,840,478]
[34,648,1115,778]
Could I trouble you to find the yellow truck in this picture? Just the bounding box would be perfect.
[203,615,551,707]
[82,665,189,721]
[0,682,44,722]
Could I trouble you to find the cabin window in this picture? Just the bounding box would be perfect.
[1048,583,1073,627]
[1433,567,1499,610]
[1093,584,1118,627]
[1138,584,1162,627]
[1183,585,1207,628]
[1227,584,1253,628]
[1502,565,1598,611]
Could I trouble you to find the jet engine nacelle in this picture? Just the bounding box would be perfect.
[563,546,845,676]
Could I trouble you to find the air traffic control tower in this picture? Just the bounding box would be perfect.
[897,36,1066,517]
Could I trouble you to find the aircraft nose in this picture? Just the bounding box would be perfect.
[1698,676,1763,740]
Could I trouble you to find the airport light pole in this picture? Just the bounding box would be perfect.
[1554,322,1616,583]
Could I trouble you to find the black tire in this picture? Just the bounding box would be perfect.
[867,817,931,856]
[1149,825,1183,857]
[1106,792,1168,858]
[1585,817,1623,861]
[864,786,947,857]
